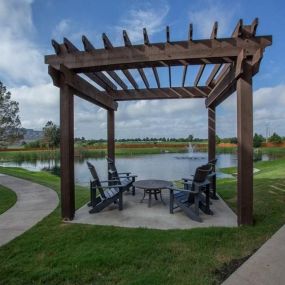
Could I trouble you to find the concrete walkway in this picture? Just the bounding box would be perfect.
[223,224,285,285]
[0,174,58,247]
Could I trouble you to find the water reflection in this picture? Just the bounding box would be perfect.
[0,152,273,186]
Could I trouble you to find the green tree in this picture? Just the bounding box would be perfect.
[42,121,60,148]
[269,132,282,144]
[230,137,238,144]
[215,135,221,145]
[253,133,264,148]
[0,82,23,148]
[188,134,194,142]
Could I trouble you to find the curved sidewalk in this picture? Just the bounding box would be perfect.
[0,174,58,247]
[223,224,285,285]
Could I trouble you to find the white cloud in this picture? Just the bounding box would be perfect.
[216,85,285,137]
[188,1,237,38]
[10,83,59,129]
[52,19,71,39]
[0,0,46,85]
[115,3,169,43]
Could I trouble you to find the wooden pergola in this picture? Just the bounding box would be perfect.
[45,18,272,226]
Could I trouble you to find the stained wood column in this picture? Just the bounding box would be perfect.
[107,109,115,162]
[208,106,216,162]
[236,63,253,226]
[60,83,75,220]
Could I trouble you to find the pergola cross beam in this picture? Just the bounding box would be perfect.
[45,36,271,73]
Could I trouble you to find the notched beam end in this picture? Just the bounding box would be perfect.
[188,23,193,41]
[166,26,170,43]
[82,35,95,52]
[251,18,259,36]
[51,39,61,55]
[64,37,79,53]
[102,33,113,49]
[143,28,149,45]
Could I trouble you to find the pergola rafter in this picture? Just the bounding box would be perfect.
[45,18,272,226]
[102,33,139,89]
[81,35,128,90]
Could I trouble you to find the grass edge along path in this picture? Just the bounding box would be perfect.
[0,159,284,285]
[0,184,17,215]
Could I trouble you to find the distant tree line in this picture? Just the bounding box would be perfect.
[73,132,284,148]
[74,135,207,146]
[253,132,283,147]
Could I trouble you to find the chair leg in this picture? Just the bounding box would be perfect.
[154,191,158,200]
[199,185,214,215]
[132,186,135,196]
[194,194,200,216]
[176,199,203,222]
[211,175,219,200]
[119,191,123,210]
[148,190,152,208]
[169,189,174,214]
[160,191,166,205]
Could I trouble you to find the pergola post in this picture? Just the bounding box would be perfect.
[236,62,253,225]
[208,105,216,194]
[208,106,216,162]
[107,109,115,178]
[60,83,75,220]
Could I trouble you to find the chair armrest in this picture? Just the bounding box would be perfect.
[100,179,121,184]
[168,187,192,193]
[101,185,125,189]
[182,177,193,182]
[119,175,137,179]
[118,172,131,175]
[181,181,193,186]
[194,181,210,187]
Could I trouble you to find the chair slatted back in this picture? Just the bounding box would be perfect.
[193,164,212,183]
[187,164,212,202]
[86,161,106,199]
[208,158,217,172]
[106,157,120,182]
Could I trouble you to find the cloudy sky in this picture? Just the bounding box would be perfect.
[0,0,284,139]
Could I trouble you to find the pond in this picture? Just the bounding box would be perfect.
[0,152,271,186]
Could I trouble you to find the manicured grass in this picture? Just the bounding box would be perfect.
[0,159,285,285]
[0,185,17,215]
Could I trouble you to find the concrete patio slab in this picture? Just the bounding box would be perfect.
[69,190,237,230]
[0,175,58,247]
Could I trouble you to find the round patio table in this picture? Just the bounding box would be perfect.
[133,179,173,208]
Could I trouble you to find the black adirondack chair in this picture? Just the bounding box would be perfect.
[169,164,213,222]
[182,158,218,200]
[86,161,124,213]
[106,157,137,195]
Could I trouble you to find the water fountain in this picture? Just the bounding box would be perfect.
[176,143,206,159]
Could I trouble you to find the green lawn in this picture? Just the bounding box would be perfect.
[0,159,284,285]
[0,185,17,215]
